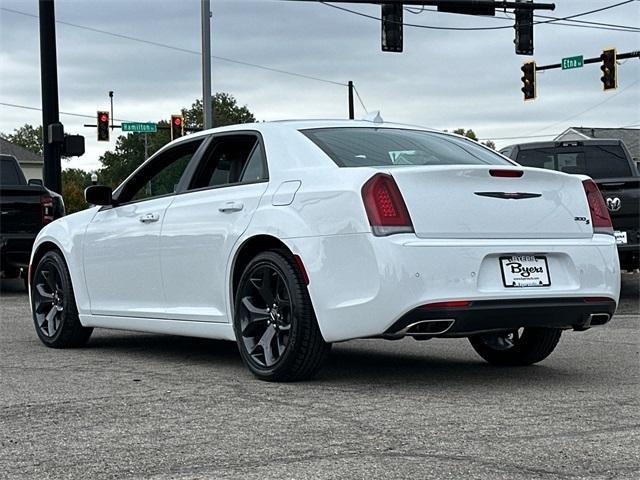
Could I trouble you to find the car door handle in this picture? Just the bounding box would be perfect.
[139,212,160,223]
[218,201,244,213]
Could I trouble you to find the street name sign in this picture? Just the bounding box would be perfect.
[122,122,157,133]
[562,55,584,70]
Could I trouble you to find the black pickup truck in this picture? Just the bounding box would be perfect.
[500,139,640,271]
[0,154,64,281]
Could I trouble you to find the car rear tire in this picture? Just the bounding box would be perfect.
[469,327,562,366]
[31,250,93,348]
[233,250,331,382]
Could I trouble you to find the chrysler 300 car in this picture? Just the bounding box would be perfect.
[29,120,620,381]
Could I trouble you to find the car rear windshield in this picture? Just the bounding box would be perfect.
[515,145,632,179]
[302,128,511,167]
[0,157,23,185]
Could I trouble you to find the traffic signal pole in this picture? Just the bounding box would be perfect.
[201,0,213,129]
[38,0,62,194]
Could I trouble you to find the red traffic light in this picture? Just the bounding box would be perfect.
[173,117,182,126]
[100,114,108,123]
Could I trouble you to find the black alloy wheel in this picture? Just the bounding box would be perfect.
[234,250,330,381]
[31,250,92,348]
[469,327,562,366]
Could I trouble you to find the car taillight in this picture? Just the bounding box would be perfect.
[582,179,613,235]
[489,169,523,178]
[361,173,414,236]
[41,195,54,225]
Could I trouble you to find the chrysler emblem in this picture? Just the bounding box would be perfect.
[606,197,621,212]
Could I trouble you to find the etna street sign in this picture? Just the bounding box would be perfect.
[122,122,157,133]
[562,55,584,70]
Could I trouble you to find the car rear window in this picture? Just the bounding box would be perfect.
[302,128,511,167]
[0,157,23,185]
[515,145,632,179]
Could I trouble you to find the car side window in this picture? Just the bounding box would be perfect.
[189,134,267,190]
[116,139,204,204]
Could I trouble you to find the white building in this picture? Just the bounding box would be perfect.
[0,138,43,180]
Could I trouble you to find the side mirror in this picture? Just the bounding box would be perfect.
[85,185,113,206]
[28,179,44,187]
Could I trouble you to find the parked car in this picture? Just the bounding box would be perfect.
[500,139,639,271]
[29,121,619,381]
[0,154,64,284]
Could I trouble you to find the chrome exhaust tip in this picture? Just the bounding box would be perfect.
[404,319,456,337]
[587,313,611,326]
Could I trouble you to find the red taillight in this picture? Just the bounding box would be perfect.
[41,195,54,225]
[584,297,612,303]
[423,300,472,309]
[582,179,613,235]
[361,173,414,236]
[490,169,524,178]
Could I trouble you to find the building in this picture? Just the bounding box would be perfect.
[0,138,43,180]
[555,127,640,161]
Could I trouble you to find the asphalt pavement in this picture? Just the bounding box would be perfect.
[1,273,638,479]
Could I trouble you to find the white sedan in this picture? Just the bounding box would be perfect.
[29,120,620,381]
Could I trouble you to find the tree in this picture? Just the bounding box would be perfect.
[0,124,43,155]
[62,169,93,214]
[451,128,496,150]
[97,93,256,189]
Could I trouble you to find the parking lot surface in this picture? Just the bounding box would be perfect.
[1,273,638,479]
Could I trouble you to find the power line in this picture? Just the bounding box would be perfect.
[0,7,347,87]
[321,0,638,32]
[403,4,640,32]
[526,78,640,136]
[0,101,132,122]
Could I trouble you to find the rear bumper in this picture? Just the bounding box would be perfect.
[287,233,621,342]
[384,297,616,338]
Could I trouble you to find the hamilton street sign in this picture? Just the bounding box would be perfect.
[122,122,157,133]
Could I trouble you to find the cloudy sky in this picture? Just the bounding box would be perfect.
[1,0,638,170]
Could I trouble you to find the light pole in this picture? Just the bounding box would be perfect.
[201,0,213,129]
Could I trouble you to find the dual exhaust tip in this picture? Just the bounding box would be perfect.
[387,319,456,339]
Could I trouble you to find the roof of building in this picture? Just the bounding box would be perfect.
[556,127,639,159]
[0,138,43,165]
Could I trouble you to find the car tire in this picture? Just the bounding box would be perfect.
[469,327,562,366]
[31,250,93,348]
[233,250,331,382]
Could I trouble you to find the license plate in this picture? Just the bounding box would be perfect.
[614,231,628,245]
[500,255,551,288]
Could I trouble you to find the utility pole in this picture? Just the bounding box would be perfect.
[38,0,62,194]
[348,81,355,119]
[201,0,213,129]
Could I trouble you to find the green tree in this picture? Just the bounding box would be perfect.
[97,93,256,188]
[0,124,43,155]
[62,169,93,214]
[451,128,495,149]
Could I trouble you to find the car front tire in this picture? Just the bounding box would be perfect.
[31,250,93,348]
[233,250,331,382]
[469,327,562,366]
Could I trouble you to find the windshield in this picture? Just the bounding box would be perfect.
[515,145,632,179]
[302,128,511,168]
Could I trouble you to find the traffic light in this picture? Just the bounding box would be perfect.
[521,61,536,101]
[514,1,534,56]
[381,3,402,53]
[97,111,109,142]
[600,48,617,91]
[170,115,184,140]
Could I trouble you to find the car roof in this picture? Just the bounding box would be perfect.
[503,139,624,151]
[177,119,442,143]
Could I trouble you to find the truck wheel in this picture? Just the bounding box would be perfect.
[31,250,93,348]
[469,327,562,366]
[233,250,331,382]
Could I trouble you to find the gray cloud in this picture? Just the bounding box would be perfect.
[1,0,638,169]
